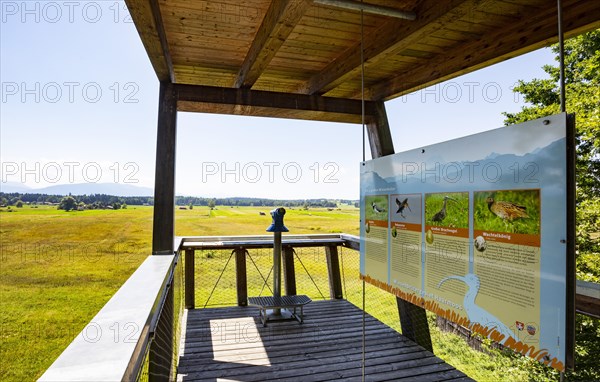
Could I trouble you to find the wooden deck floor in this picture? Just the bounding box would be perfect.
[177,299,473,382]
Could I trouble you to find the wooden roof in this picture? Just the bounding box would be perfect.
[125,0,600,123]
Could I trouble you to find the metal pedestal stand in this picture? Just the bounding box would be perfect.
[265,208,293,322]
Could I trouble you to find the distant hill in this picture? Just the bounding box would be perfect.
[0,182,32,193]
[0,182,153,197]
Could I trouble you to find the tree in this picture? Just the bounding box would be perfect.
[15,200,23,208]
[504,29,600,200]
[505,30,600,261]
[208,199,216,210]
[58,196,77,211]
[188,202,193,210]
[505,29,600,382]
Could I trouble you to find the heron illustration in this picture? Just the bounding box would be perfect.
[431,196,458,223]
[438,273,516,344]
[372,201,385,214]
[395,198,411,218]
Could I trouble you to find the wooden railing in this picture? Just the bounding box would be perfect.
[176,234,360,309]
[576,280,600,318]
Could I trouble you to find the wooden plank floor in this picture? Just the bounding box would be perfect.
[177,299,473,382]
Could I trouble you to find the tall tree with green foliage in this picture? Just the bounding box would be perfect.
[58,195,77,211]
[505,29,599,381]
[505,29,599,199]
[504,29,599,276]
[208,199,216,210]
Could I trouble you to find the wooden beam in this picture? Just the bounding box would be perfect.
[176,84,376,124]
[185,249,195,309]
[325,246,343,299]
[125,0,173,82]
[299,0,473,95]
[234,0,312,89]
[397,297,433,352]
[576,292,600,319]
[366,101,394,158]
[283,246,297,296]
[149,0,175,82]
[235,249,248,306]
[152,82,177,254]
[367,0,600,101]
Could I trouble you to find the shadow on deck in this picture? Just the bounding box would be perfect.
[177,299,473,382]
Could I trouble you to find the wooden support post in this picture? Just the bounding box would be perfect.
[397,298,433,352]
[185,249,195,309]
[235,248,248,306]
[366,101,394,159]
[282,246,297,296]
[325,246,343,299]
[152,82,177,254]
[367,101,432,352]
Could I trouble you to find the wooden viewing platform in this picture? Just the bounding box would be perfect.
[39,236,599,380]
[35,0,600,378]
[177,299,473,382]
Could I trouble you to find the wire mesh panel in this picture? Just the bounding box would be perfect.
[135,253,184,382]
[291,247,329,300]
[135,345,150,382]
[246,247,277,298]
[171,253,184,380]
[195,249,238,307]
[194,246,338,308]
[339,247,402,333]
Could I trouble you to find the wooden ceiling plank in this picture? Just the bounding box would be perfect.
[125,0,172,82]
[162,0,267,26]
[367,0,600,101]
[234,0,312,89]
[162,22,258,41]
[298,0,484,95]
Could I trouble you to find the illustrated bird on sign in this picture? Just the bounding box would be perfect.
[438,273,516,344]
[432,196,458,223]
[372,201,385,214]
[486,197,529,221]
[395,198,411,218]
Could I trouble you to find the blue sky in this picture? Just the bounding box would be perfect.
[0,1,556,200]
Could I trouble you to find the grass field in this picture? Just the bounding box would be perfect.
[0,204,561,381]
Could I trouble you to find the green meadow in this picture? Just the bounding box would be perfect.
[0,204,562,381]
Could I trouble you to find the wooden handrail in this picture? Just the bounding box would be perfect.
[576,280,600,318]
[177,234,352,309]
